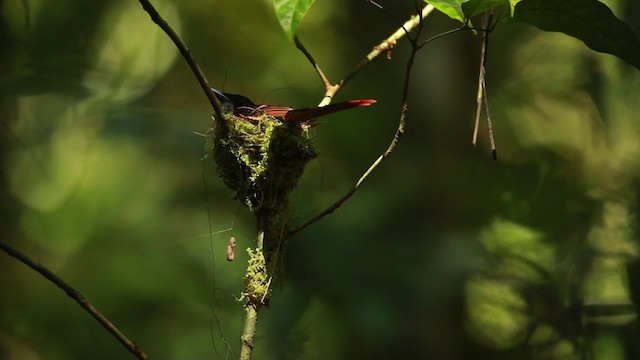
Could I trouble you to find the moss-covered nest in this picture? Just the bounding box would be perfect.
[206,113,316,212]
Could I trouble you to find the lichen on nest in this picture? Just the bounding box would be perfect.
[205,112,317,212]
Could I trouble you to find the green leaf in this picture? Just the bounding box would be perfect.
[425,0,508,24]
[424,0,469,23]
[512,0,640,71]
[274,0,315,40]
[462,0,509,19]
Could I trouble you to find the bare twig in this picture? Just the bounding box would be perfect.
[481,67,497,159]
[417,25,466,49]
[137,0,225,122]
[472,14,497,159]
[0,240,148,360]
[294,35,332,91]
[294,4,435,107]
[289,5,433,236]
[291,6,507,236]
[472,17,488,147]
[330,4,435,105]
[289,8,424,237]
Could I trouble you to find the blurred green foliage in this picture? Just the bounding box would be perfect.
[1,0,640,359]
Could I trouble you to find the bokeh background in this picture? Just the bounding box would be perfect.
[2,0,640,359]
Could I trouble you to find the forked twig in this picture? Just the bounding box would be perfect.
[289,5,427,237]
[330,4,435,105]
[472,26,487,147]
[0,240,148,360]
[472,14,497,159]
[293,4,435,107]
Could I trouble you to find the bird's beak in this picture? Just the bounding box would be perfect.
[211,88,230,103]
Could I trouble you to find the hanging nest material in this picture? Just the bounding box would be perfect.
[241,247,270,304]
[205,113,317,212]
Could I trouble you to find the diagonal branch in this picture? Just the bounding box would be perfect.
[295,35,332,91]
[0,240,148,360]
[137,0,225,123]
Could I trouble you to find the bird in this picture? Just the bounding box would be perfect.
[212,88,376,125]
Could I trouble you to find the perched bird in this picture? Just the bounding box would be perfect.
[212,88,376,124]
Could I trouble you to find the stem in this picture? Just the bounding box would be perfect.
[239,304,259,360]
[238,240,263,360]
[472,14,489,147]
[239,215,276,360]
[289,8,424,237]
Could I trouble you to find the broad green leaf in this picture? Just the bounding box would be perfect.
[513,0,640,71]
[274,0,315,40]
[424,0,468,23]
[462,0,509,19]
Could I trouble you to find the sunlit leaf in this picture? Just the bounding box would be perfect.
[462,0,509,19]
[425,0,508,24]
[423,0,468,22]
[274,0,315,40]
[512,0,640,71]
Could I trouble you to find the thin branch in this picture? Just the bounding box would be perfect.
[330,4,435,104]
[417,26,466,49]
[472,14,497,159]
[367,0,409,30]
[294,4,434,107]
[290,7,502,235]
[481,67,497,159]
[482,16,497,160]
[472,17,489,147]
[294,35,332,91]
[289,4,430,236]
[137,0,225,122]
[239,304,258,360]
[288,15,422,237]
[0,240,148,360]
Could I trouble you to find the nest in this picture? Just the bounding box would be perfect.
[206,113,317,212]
